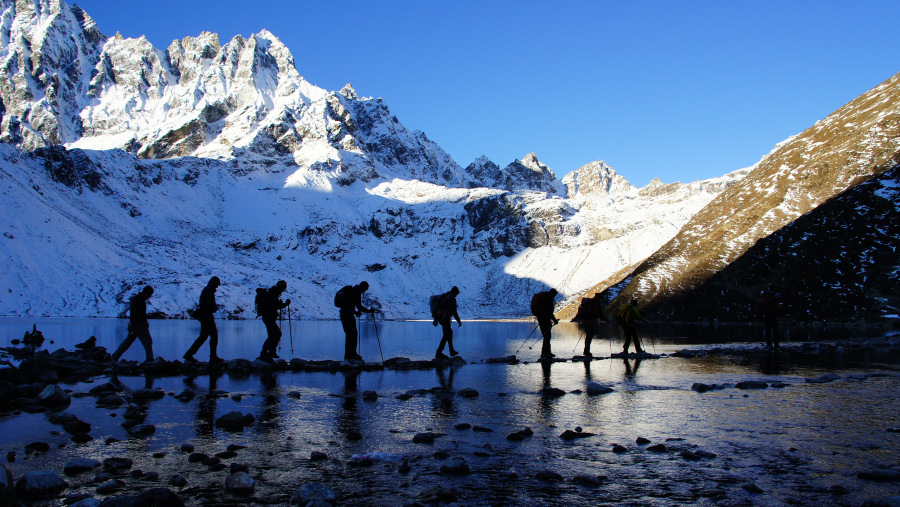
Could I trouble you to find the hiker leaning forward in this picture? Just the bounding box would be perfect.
[618,299,645,355]
[433,286,462,359]
[113,285,155,363]
[259,280,290,361]
[184,276,222,363]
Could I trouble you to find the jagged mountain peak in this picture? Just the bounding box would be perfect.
[561,159,633,199]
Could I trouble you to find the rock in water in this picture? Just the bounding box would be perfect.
[38,384,71,406]
[225,472,255,494]
[586,382,614,395]
[440,457,470,475]
[63,458,101,476]
[15,470,67,497]
[215,411,255,431]
[291,482,336,505]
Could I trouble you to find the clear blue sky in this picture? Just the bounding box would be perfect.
[74,0,900,186]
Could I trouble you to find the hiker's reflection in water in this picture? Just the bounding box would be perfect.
[432,365,457,418]
[623,357,641,379]
[257,371,281,435]
[184,371,222,437]
[337,369,362,442]
[538,359,556,421]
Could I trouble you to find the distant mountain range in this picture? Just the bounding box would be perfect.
[0,0,897,322]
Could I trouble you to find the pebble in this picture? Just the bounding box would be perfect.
[103,457,133,470]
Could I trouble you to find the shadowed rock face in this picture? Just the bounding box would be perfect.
[642,163,900,323]
[597,71,900,321]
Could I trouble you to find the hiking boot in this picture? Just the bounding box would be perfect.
[583,352,593,357]
[183,354,198,363]
[209,356,224,364]
[449,348,459,357]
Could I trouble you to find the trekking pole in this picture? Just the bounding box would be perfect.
[514,322,540,354]
[288,303,294,355]
[371,312,384,363]
[573,330,584,353]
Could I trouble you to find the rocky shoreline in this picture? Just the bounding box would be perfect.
[1,332,899,505]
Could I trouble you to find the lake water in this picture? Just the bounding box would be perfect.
[1,318,898,505]
[0,317,890,363]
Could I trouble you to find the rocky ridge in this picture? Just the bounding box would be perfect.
[594,70,900,321]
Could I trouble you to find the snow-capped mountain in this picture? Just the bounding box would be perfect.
[0,0,747,319]
[596,70,900,321]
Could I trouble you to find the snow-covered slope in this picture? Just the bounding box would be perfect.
[0,0,747,319]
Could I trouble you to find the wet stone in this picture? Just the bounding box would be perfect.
[735,381,769,389]
[507,427,534,441]
[180,444,195,453]
[440,457,470,475]
[25,441,50,454]
[188,452,209,463]
[15,470,68,497]
[169,474,187,487]
[230,463,250,473]
[572,475,602,487]
[457,388,479,398]
[103,457,132,471]
[541,387,566,398]
[858,470,900,482]
[71,433,94,444]
[636,437,651,445]
[612,444,628,453]
[536,470,564,482]
[454,423,472,430]
[225,471,255,494]
[472,425,493,432]
[412,432,445,444]
[560,429,596,441]
[586,382,614,395]
[292,482,336,505]
[215,411,255,431]
[647,443,668,452]
[96,479,124,494]
[64,457,100,476]
[216,450,238,459]
[310,451,328,461]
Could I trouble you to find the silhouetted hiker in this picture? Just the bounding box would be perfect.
[112,285,155,363]
[184,276,222,364]
[575,295,603,357]
[431,286,462,359]
[257,280,291,361]
[761,291,782,349]
[617,299,645,355]
[335,281,375,362]
[531,288,560,359]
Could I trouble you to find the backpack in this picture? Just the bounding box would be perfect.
[530,292,544,317]
[334,285,352,308]
[429,294,441,320]
[255,288,269,317]
[616,304,632,325]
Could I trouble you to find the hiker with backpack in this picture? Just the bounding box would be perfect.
[617,299,645,355]
[335,281,375,362]
[184,276,223,364]
[574,295,603,357]
[431,286,462,359]
[760,291,782,349]
[257,280,291,361]
[531,288,560,359]
[112,285,156,363]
